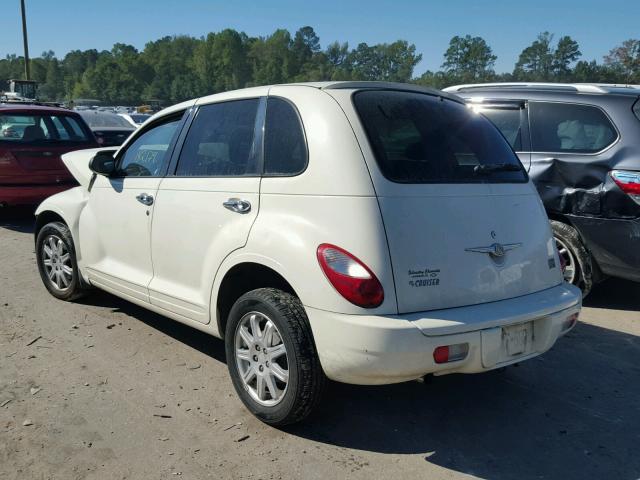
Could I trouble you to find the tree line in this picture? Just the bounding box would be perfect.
[1,27,639,105]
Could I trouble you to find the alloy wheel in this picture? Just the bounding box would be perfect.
[41,234,73,291]
[234,311,289,407]
[555,236,576,284]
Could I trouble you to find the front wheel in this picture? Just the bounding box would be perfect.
[225,288,325,426]
[36,221,87,301]
[551,220,592,297]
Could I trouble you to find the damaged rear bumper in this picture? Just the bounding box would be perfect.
[306,283,581,385]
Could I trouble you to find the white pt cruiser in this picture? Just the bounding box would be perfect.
[35,82,582,425]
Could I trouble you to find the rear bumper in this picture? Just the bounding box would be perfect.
[569,215,640,282]
[306,283,581,385]
[0,184,75,206]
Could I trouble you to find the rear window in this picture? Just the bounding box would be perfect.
[529,102,617,153]
[0,113,91,144]
[130,114,150,124]
[80,112,134,128]
[353,90,526,184]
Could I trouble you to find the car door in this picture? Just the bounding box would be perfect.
[469,100,531,170]
[79,113,185,303]
[526,101,619,216]
[147,96,264,323]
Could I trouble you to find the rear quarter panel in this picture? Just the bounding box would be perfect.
[211,86,398,320]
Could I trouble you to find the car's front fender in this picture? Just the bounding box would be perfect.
[35,186,89,268]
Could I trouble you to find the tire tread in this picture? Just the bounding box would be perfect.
[226,288,325,425]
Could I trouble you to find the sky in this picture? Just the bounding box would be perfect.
[1,0,638,74]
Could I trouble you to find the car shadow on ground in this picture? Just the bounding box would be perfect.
[0,207,35,234]
[76,291,228,364]
[583,277,640,311]
[77,283,640,480]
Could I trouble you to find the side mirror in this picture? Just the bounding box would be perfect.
[89,151,116,176]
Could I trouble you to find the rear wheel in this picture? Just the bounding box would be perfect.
[36,222,87,301]
[551,220,592,297]
[225,288,325,426]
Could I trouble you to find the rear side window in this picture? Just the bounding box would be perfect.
[176,99,260,177]
[353,90,526,183]
[477,108,523,151]
[264,97,307,175]
[0,113,90,144]
[529,102,617,153]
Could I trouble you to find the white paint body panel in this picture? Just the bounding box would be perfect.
[35,82,582,385]
[148,177,260,323]
[79,175,161,302]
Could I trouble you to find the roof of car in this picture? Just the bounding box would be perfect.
[444,82,640,98]
[148,81,465,126]
[286,80,462,102]
[0,102,76,114]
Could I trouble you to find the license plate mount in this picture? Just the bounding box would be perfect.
[502,322,533,357]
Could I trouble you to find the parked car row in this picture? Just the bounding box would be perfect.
[32,81,583,426]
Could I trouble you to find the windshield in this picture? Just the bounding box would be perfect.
[353,90,527,184]
[80,111,134,128]
[130,114,151,124]
[0,113,91,144]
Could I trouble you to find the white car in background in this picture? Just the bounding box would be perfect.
[33,81,581,425]
[118,112,152,127]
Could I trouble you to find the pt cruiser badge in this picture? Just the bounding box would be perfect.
[465,242,522,259]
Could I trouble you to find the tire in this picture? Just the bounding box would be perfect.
[36,221,87,301]
[225,288,325,426]
[550,220,593,297]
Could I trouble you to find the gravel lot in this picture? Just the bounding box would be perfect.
[1,209,639,480]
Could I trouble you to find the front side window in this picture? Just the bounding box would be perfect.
[353,90,526,183]
[264,97,307,175]
[176,99,260,177]
[117,118,181,177]
[0,113,91,144]
[529,102,617,153]
[477,108,523,151]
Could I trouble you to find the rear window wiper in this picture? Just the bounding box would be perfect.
[473,163,523,175]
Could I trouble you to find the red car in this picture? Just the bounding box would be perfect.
[0,104,98,207]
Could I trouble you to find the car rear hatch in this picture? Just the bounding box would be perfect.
[351,89,563,314]
[0,111,96,185]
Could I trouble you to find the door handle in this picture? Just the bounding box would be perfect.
[223,198,251,214]
[136,193,154,206]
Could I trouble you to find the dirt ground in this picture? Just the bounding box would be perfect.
[1,209,639,480]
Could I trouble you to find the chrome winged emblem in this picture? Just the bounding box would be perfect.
[465,242,522,258]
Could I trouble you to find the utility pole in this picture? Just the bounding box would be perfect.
[20,0,30,80]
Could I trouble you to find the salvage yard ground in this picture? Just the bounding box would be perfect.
[1,210,639,480]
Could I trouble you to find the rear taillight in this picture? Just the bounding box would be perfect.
[316,244,384,308]
[610,170,640,204]
[433,343,469,364]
